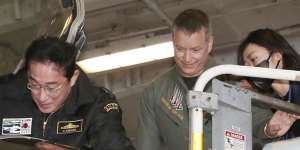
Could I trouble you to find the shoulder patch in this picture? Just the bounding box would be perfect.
[104,102,119,112]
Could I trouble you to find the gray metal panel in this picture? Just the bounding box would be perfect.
[212,79,252,150]
[212,80,251,113]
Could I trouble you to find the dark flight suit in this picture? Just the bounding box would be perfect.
[0,69,135,150]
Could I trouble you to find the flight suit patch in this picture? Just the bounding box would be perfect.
[57,119,83,134]
[2,118,32,135]
[104,103,119,112]
[161,97,184,120]
[168,85,183,110]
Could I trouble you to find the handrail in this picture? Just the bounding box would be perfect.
[190,65,300,150]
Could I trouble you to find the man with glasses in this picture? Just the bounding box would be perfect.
[0,37,135,150]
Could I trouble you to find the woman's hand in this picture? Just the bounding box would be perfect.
[265,110,300,138]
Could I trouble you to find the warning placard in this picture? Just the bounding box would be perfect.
[224,130,246,150]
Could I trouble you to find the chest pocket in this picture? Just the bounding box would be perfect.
[157,89,189,150]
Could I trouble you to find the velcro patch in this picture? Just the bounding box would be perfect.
[104,103,119,112]
[2,118,32,135]
[57,119,83,134]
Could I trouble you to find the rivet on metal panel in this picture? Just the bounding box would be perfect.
[192,95,196,99]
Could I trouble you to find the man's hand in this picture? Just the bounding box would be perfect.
[265,110,300,138]
[35,142,67,150]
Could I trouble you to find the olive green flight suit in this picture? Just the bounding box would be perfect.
[137,58,273,150]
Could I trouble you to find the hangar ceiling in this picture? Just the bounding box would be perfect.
[84,0,300,53]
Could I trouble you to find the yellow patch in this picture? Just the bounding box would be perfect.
[104,103,119,112]
[57,119,83,134]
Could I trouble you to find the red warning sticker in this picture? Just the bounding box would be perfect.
[224,130,246,150]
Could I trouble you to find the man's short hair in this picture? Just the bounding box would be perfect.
[25,36,77,79]
[172,9,211,37]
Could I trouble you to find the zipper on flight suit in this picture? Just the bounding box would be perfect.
[43,113,54,137]
[41,104,64,137]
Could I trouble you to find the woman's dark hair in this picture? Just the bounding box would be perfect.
[25,36,77,80]
[237,28,300,70]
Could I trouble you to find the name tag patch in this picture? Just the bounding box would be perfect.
[2,118,32,135]
[57,119,83,134]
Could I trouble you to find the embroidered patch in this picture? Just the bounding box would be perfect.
[2,118,32,135]
[168,85,183,110]
[104,103,119,112]
[57,119,83,134]
[161,97,184,120]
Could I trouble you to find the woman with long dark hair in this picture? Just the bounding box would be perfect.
[237,28,300,139]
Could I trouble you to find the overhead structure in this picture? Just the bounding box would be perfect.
[13,0,86,74]
[141,0,172,26]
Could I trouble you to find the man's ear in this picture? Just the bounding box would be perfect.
[207,35,214,54]
[70,69,80,87]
